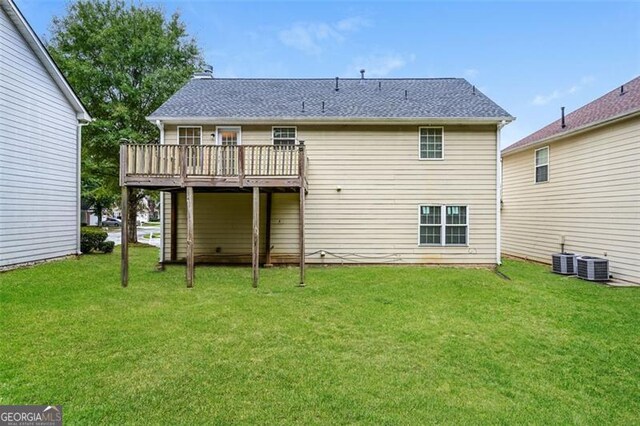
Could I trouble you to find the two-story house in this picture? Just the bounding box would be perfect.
[502,76,640,283]
[119,70,512,287]
[0,0,91,269]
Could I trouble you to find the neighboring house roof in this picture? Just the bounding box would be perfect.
[502,75,640,156]
[0,0,90,121]
[148,78,513,123]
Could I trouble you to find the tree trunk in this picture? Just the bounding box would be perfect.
[127,190,143,243]
[96,204,103,226]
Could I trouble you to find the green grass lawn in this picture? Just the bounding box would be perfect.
[1,246,639,424]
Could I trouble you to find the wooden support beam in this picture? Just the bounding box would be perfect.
[265,192,273,266]
[170,192,178,261]
[252,186,260,288]
[299,186,305,287]
[121,186,129,287]
[186,186,195,288]
[298,141,306,287]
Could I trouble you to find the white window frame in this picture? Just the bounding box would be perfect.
[176,126,202,145]
[215,126,242,146]
[534,146,549,184]
[272,126,297,147]
[418,204,469,247]
[418,126,445,160]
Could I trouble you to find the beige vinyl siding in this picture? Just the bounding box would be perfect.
[0,6,79,267]
[502,116,640,283]
[163,124,498,265]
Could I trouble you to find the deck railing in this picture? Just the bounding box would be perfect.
[120,143,307,187]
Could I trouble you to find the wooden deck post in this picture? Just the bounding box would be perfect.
[252,186,260,288]
[121,186,129,287]
[265,192,272,266]
[186,187,195,288]
[170,192,178,261]
[298,142,306,287]
[299,186,305,287]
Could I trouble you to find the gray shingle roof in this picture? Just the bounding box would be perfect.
[149,78,512,121]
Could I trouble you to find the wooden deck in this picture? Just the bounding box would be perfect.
[120,143,307,190]
[119,143,307,289]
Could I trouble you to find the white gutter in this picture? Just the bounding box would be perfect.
[146,116,515,126]
[502,108,640,157]
[155,120,165,263]
[496,120,507,265]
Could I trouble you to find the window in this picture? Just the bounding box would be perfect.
[273,127,297,147]
[419,206,441,245]
[178,127,202,145]
[535,146,549,183]
[445,206,467,245]
[419,205,468,246]
[178,127,202,168]
[419,127,443,159]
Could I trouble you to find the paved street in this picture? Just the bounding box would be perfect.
[107,224,161,247]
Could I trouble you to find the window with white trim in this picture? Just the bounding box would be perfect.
[178,127,202,145]
[535,147,549,183]
[419,127,443,159]
[273,127,296,147]
[419,205,468,246]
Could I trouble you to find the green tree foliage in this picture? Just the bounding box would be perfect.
[48,0,203,241]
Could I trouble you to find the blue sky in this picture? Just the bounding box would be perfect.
[17,0,640,147]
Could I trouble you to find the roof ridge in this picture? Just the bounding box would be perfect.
[502,75,640,154]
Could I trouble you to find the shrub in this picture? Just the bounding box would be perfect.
[81,227,112,254]
[98,241,115,254]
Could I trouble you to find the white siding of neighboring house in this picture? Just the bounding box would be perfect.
[0,6,79,267]
[162,123,499,266]
[501,116,640,283]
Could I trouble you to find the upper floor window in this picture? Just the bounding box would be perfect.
[535,146,549,183]
[178,126,202,145]
[273,127,297,147]
[419,127,444,160]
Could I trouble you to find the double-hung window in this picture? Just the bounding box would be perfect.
[419,127,443,159]
[535,146,549,183]
[419,205,468,246]
[178,126,202,145]
[273,127,297,147]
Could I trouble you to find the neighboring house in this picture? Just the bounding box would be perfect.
[501,76,640,283]
[120,70,512,287]
[0,0,91,268]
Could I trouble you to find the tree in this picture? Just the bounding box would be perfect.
[48,0,203,241]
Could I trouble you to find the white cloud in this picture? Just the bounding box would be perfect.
[279,17,371,55]
[348,53,416,78]
[335,17,371,32]
[532,76,596,106]
[464,68,479,79]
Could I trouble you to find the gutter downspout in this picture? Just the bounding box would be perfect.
[156,120,165,263]
[496,120,507,265]
[76,120,90,255]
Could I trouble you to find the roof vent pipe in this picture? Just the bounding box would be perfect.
[360,69,365,79]
[561,107,566,128]
[335,77,339,91]
[620,85,625,95]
